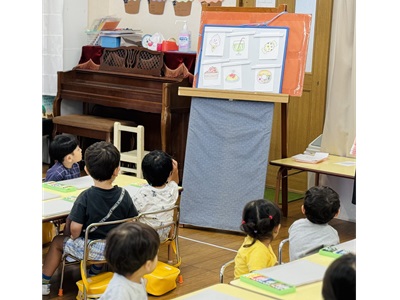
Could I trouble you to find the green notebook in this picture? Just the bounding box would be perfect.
[42,181,77,193]
[319,245,350,258]
[240,273,296,295]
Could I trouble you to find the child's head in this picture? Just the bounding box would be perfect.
[303,186,340,224]
[322,253,356,300]
[240,199,281,247]
[49,134,81,164]
[105,222,160,277]
[142,150,173,187]
[84,141,120,181]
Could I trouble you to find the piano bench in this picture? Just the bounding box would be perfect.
[52,114,137,143]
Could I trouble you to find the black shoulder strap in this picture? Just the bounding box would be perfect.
[89,188,126,233]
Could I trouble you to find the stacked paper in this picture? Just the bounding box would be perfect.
[292,152,329,164]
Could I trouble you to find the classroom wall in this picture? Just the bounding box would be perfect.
[88,0,238,52]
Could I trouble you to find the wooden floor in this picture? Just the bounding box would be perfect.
[42,164,356,300]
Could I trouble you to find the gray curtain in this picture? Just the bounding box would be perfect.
[180,97,274,232]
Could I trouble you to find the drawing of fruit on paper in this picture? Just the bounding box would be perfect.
[257,70,272,84]
[262,40,277,53]
[225,70,240,83]
[232,37,245,55]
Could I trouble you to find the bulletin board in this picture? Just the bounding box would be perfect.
[194,9,312,97]
[197,25,289,93]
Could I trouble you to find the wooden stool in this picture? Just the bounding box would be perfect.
[52,114,137,143]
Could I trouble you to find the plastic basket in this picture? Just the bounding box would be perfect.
[86,31,101,46]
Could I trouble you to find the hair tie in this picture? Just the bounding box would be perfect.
[269,215,273,220]
[241,220,246,225]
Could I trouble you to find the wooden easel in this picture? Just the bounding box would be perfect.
[179,6,311,222]
[188,4,311,156]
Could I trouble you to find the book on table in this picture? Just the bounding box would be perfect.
[240,273,296,295]
[319,245,351,258]
[42,181,77,193]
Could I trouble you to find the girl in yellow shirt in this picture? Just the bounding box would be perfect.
[234,199,281,279]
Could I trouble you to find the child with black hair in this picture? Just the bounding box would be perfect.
[42,141,139,296]
[45,134,82,182]
[131,150,179,241]
[234,199,281,279]
[99,222,160,300]
[288,186,341,261]
[322,253,356,300]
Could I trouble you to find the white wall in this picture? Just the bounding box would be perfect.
[88,0,237,52]
[63,0,89,70]
[61,0,88,115]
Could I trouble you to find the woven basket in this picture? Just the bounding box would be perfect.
[124,0,141,14]
[148,0,166,15]
[173,0,193,16]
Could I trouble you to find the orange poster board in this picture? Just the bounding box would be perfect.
[194,9,311,97]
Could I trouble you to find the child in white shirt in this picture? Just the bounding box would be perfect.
[132,150,179,241]
[288,186,340,261]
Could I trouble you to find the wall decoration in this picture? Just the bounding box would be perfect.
[199,0,223,7]
[173,0,193,16]
[148,0,166,15]
[124,0,141,14]
[196,24,289,93]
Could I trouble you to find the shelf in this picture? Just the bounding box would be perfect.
[178,87,289,103]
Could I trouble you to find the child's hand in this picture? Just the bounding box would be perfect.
[172,159,178,171]
[169,159,179,184]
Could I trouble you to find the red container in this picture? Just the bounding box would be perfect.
[162,40,178,51]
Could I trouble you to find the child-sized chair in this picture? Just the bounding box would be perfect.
[219,239,290,283]
[113,122,149,178]
[137,204,182,268]
[42,222,56,245]
[144,261,180,296]
[74,217,137,300]
[76,261,113,300]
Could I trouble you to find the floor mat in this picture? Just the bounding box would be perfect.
[264,187,303,204]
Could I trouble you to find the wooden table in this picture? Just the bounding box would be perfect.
[42,174,148,222]
[269,155,356,217]
[229,239,355,300]
[171,283,279,299]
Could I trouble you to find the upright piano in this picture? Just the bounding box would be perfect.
[53,66,192,180]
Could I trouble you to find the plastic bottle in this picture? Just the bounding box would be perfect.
[176,20,191,52]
